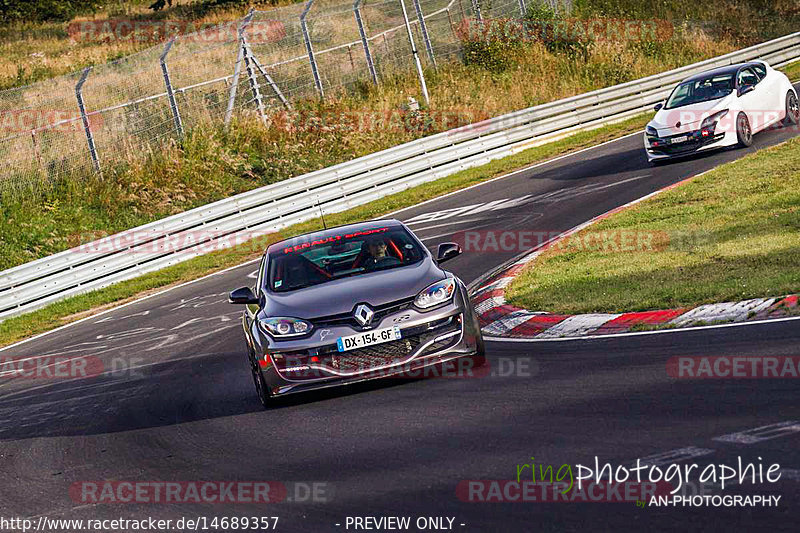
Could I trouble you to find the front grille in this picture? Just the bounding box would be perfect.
[650,132,724,155]
[321,335,423,373]
[271,314,462,379]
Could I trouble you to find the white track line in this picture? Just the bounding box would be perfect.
[0,258,260,354]
[484,315,800,343]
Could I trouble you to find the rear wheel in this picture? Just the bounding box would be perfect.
[784,90,799,125]
[736,113,753,147]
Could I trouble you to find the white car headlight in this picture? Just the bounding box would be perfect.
[259,317,313,338]
[701,109,728,129]
[414,278,456,309]
[645,125,659,137]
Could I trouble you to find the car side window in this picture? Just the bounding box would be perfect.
[255,255,266,296]
[737,68,759,88]
[752,64,767,80]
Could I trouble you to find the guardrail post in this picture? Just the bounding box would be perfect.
[242,35,268,126]
[301,0,325,98]
[399,0,430,106]
[412,0,436,69]
[160,38,184,138]
[225,11,254,127]
[75,67,101,174]
[250,53,293,110]
[354,0,378,85]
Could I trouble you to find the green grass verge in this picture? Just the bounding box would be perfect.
[0,114,650,348]
[782,60,800,82]
[505,137,800,315]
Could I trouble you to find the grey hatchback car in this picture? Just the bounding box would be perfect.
[229,219,485,406]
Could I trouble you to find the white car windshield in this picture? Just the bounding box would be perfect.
[665,74,734,109]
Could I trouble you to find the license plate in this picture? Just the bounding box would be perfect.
[670,135,689,144]
[337,326,402,352]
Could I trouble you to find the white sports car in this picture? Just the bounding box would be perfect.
[644,61,798,163]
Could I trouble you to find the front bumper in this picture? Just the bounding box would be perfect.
[644,128,737,162]
[247,283,483,398]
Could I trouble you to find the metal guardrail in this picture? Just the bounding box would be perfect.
[1,32,799,321]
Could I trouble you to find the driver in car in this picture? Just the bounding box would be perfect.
[363,235,401,271]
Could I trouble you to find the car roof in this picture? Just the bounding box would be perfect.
[266,219,405,254]
[680,62,764,84]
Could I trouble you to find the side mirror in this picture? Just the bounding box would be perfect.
[229,287,259,305]
[738,85,755,97]
[653,102,663,112]
[436,242,462,263]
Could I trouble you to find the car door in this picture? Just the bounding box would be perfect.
[752,62,781,127]
[736,67,762,132]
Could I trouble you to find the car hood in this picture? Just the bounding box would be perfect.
[651,95,733,136]
[261,259,447,319]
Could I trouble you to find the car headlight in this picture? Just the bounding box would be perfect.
[645,125,659,137]
[414,278,456,309]
[700,109,728,129]
[259,317,313,338]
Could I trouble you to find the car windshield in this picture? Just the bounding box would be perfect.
[664,73,734,109]
[267,227,425,293]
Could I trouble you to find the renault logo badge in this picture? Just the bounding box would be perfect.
[354,304,374,327]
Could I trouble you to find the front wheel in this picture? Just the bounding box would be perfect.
[736,113,753,147]
[249,353,272,408]
[784,90,799,125]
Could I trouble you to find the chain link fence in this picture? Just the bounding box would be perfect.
[0,0,572,198]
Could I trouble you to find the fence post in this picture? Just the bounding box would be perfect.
[399,0,429,106]
[353,0,378,85]
[242,35,268,126]
[225,11,254,127]
[471,0,482,21]
[250,54,292,110]
[75,67,101,175]
[412,0,436,69]
[301,0,324,98]
[160,38,184,138]
[517,0,526,16]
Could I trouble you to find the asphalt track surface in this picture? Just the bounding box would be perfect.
[1,91,799,532]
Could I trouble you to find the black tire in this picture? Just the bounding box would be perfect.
[249,351,272,408]
[736,112,753,147]
[784,90,799,126]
